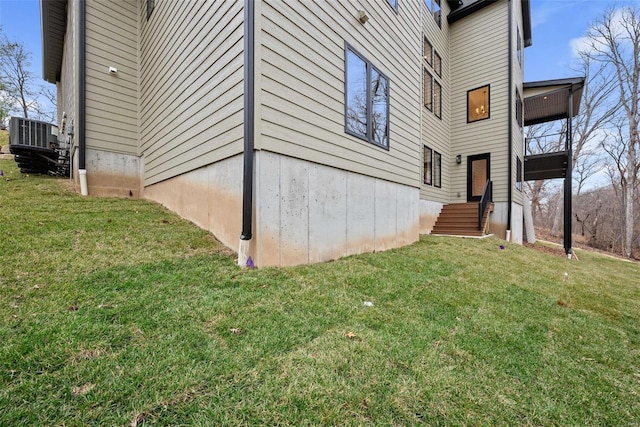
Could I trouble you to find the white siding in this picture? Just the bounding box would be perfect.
[85,0,138,155]
[449,1,510,202]
[59,0,77,137]
[139,0,244,186]
[257,0,422,188]
[512,1,526,206]
[420,0,451,204]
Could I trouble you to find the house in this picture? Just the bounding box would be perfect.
[40,0,582,267]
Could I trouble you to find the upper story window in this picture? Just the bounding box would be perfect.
[433,0,441,27]
[434,80,442,119]
[423,36,442,120]
[516,89,523,128]
[424,69,433,111]
[433,51,442,77]
[517,27,522,66]
[516,157,523,191]
[423,38,433,66]
[424,0,442,27]
[387,0,398,11]
[345,45,390,149]
[147,0,155,20]
[467,85,490,123]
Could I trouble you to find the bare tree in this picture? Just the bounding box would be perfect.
[0,29,57,125]
[525,52,618,240]
[37,86,58,124]
[570,54,619,195]
[602,118,640,252]
[0,35,38,119]
[583,6,640,258]
[524,123,563,225]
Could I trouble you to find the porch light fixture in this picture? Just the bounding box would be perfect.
[456,154,462,164]
[358,10,369,24]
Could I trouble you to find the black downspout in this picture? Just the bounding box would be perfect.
[564,88,574,255]
[240,0,255,242]
[79,0,86,171]
[507,0,513,239]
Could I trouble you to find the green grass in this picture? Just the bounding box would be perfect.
[1,158,639,426]
[0,129,8,147]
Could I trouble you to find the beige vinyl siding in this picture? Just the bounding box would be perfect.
[139,0,244,187]
[420,0,450,204]
[84,0,138,154]
[258,0,421,188]
[449,0,510,202]
[512,1,526,205]
[59,0,77,130]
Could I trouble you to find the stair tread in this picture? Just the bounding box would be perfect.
[432,202,488,237]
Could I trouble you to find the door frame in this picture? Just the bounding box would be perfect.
[467,153,490,202]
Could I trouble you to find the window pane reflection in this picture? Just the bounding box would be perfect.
[346,50,367,138]
[371,69,389,147]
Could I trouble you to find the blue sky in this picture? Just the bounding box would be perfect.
[525,0,619,81]
[0,0,622,88]
[0,0,43,80]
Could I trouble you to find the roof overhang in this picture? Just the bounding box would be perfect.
[41,0,67,84]
[448,0,532,46]
[523,77,585,126]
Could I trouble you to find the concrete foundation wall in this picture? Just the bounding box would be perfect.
[72,148,143,198]
[142,151,419,267]
[487,202,524,244]
[489,201,508,240]
[254,151,420,267]
[511,202,524,244]
[144,154,244,253]
[420,200,444,234]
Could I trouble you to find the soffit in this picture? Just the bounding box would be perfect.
[41,0,67,84]
[523,78,585,126]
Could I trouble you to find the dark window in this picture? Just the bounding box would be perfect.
[387,0,398,11]
[424,69,433,111]
[434,80,442,119]
[423,38,432,67]
[516,89,523,128]
[345,45,390,149]
[147,0,155,20]
[433,51,442,77]
[423,145,433,185]
[434,151,442,188]
[467,85,490,123]
[516,157,523,191]
[517,27,522,66]
[423,35,442,119]
[433,0,441,27]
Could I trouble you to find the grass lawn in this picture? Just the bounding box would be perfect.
[1,158,639,426]
[0,129,8,147]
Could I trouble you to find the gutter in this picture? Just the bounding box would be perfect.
[78,0,88,196]
[507,0,513,240]
[238,0,255,266]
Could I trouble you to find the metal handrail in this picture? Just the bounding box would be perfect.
[478,180,492,230]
